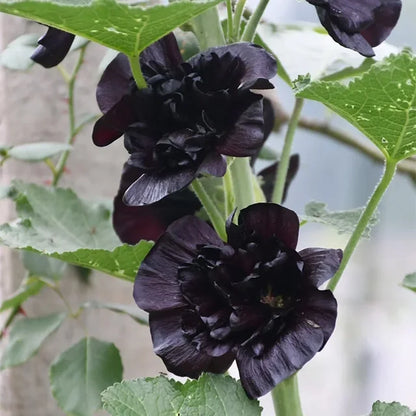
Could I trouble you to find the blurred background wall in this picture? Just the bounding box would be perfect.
[1,1,415,415]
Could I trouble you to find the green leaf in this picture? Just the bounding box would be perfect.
[180,373,262,416]
[402,272,416,292]
[302,201,378,238]
[0,33,37,70]
[0,185,11,199]
[22,251,66,282]
[50,337,123,416]
[102,374,262,416]
[258,23,397,85]
[0,277,44,312]
[0,182,153,281]
[369,401,415,416]
[296,50,416,162]
[7,142,72,162]
[81,300,148,325]
[0,0,222,57]
[0,312,66,369]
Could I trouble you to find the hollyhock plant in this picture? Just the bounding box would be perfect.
[113,163,201,244]
[93,33,276,205]
[306,0,402,57]
[134,203,341,398]
[31,27,75,68]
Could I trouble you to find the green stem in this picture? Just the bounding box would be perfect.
[191,6,226,49]
[191,179,226,240]
[232,0,247,41]
[327,160,397,291]
[230,157,256,210]
[272,374,303,416]
[272,98,304,204]
[128,55,147,89]
[53,45,88,186]
[223,160,235,218]
[241,0,270,42]
[226,0,233,42]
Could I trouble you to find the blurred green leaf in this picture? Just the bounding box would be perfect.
[50,337,123,416]
[369,401,415,416]
[303,201,378,237]
[0,33,38,70]
[402,272,416,292]
[81,300,148,325]
[0,277,44,312]
[0,312,66,369]
[296,50,416,162]
[7,142,72,162]
[0,0,222,56]
[22,251,66,282]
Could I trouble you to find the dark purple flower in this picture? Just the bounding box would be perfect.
[93,34,276,205]
[134,203,341,398]
[31,27,75,68]
[113,163,201,244]
[307,0,402,57]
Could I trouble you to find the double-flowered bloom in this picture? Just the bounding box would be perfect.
[134,203,341,398]
[93,34,276,206]
[307,0,402,56]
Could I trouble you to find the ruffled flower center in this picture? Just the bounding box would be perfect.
[177,234,305,358]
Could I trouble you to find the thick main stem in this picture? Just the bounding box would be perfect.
[272,374,303,416]
[241,0,270,42]
[272,98,304,204]
[327,160,397,291]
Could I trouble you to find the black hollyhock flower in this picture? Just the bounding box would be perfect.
[134,203,341,398]
[113,163,201,244]
[306,0,402,57]
[31,27,75,68]
[93,34,276,205]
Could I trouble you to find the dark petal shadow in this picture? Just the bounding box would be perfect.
[299,248,343,287]
[134,215,223,312]
[31,27,75,68]
[238,203,300,249]
[96,53,132,113]
[150,310,234,378]
[236,318,325,398]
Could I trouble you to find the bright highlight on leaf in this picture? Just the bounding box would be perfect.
[0,0,222,56]
[102,374,262,416]
[296,50,416,162]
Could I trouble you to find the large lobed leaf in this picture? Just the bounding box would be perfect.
[0,182,153,281]
[0,0,222,56]
[296,50,416,162]
[102,374,262,416]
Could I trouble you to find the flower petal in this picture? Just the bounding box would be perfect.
[189,42,276,86]
[150,310,234,378]
[31,27,75,68]
[96,53,132,113]
[113,163,201,243]
[236,318,325,398]
[134,215,224,312]
[92,95,136,146]
[296,288,337,346]
[217,99,265,157]
[198,152,227,177]
[123,168,196,206]
[299,248,343,287]
[140,33,183,74]
[237,203,300,249]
